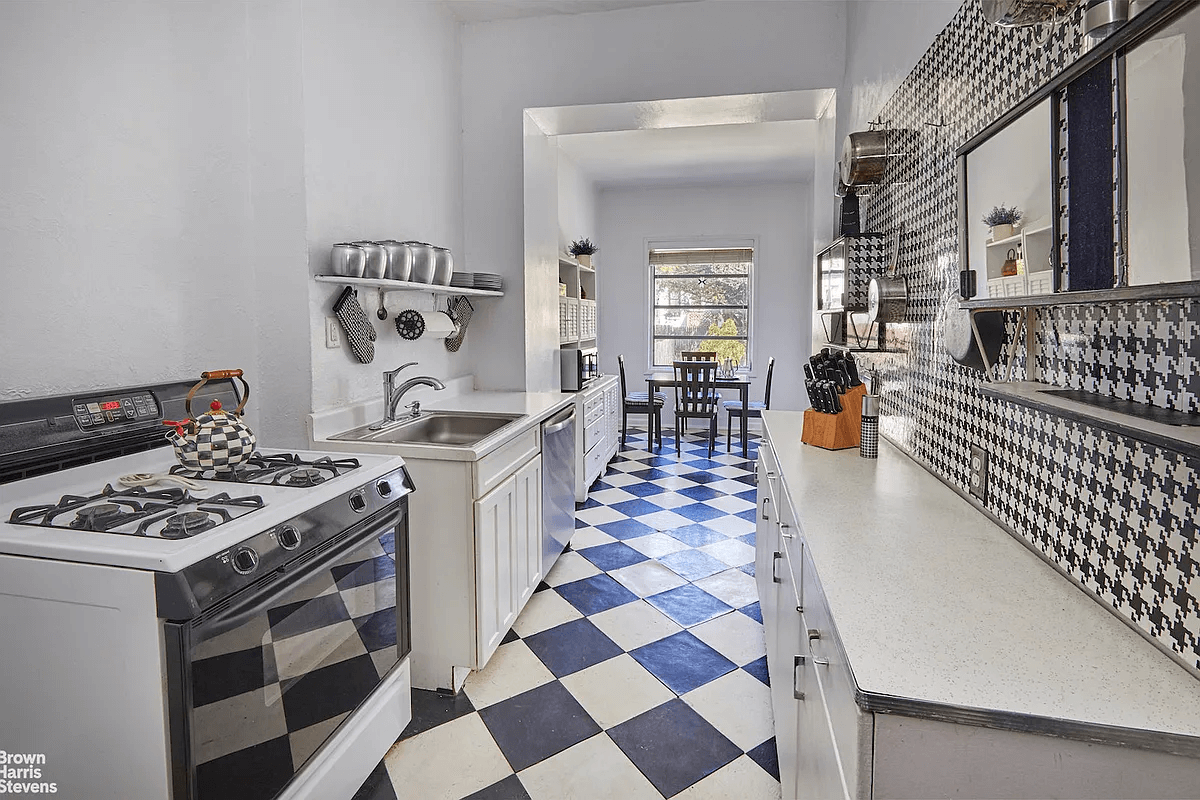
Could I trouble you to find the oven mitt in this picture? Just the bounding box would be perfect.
[332,286,377,364]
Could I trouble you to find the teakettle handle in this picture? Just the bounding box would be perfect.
[185,369,252,417]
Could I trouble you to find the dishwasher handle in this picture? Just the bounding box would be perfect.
[543,407,576,435]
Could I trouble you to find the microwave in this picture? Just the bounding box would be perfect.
[560,347,599,391]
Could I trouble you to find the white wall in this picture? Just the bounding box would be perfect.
[557,151,597,257]
[462,0,848,393]
[303,0,465,415]
[0,0,258,411]
[596,181,811,421]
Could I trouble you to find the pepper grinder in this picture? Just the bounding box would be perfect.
[860,370,880,459]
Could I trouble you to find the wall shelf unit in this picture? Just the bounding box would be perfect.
[960,280,1200,310]
[314,275,503,298]
[559,256,597,346]
[983,224,1054,299]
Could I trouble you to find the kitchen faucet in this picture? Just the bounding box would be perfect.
[369,362,446,429]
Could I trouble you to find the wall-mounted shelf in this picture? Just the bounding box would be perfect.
[559,256,598,347]
[960,280,1200,310]
[314,275,503,298]
[980,381,1200,459]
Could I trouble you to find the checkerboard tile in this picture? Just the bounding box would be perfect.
[364,429,777,798]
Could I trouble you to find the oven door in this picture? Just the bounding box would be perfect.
[163,502,410,800]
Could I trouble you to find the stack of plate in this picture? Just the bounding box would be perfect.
[449,272,503,291]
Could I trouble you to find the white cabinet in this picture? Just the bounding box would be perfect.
[983,225,1053,298]
[558,256,597,346]
[574,375,620,502]
[474,454,543,667]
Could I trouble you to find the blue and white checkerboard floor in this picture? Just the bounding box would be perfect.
[354,427,778,800]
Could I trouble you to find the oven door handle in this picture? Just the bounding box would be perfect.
[191,504,403,642]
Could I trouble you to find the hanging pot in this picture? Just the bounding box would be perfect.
[980,0,1080,27]
[944,309,1006,372]
[867,227,908,324]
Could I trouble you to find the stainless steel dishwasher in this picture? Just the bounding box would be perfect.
[541,406,576,576]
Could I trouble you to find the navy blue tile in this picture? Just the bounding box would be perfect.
[739,562,756,577]
[672,502,727,523]
[735,488,759,503]
[577,497,601,510]
[610,498,664,518]
[578,542,649,571]
[657,549,730,582]
[501,628,520,645]
[523,618,624,678]
[351,759,396,800]
[462,774,530,800]
[664,523,727,547]
[621,481,667,497]
[478,681,601,772]
[629,632,737,694]
[574,517,589,529]
[677,484,724,501]
[596,518,656,541]
[645,584,732,627]
[555,574,639,616]
[644,456,677,467]
[747,737,780,781]
[731,473,758,485]
[590,480,615,492]
[736,508,758,523]
[609,699,740,796]
[400,688,476,741]
[684,458,724,471]
[742,656,770,687]
[737,531,756,547]
[738,602,763,624]
[678,471,722,484]
[626,467,673,481]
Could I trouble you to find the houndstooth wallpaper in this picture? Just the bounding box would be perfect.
[851,1,1199,673]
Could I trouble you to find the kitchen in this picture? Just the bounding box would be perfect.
[2,0,1199,799]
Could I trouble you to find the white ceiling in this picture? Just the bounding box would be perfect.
[556,119,818,188]
[441,0,701,23]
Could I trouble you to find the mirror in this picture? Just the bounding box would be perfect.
[1123,5,1200,284]
[963,98,1056,298]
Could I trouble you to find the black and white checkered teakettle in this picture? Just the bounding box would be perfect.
[163,370,258,471]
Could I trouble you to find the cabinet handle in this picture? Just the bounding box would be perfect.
[772,551,782,583]
[779,521,794,539]
[808,628,829,665]
[793,654,805,701]
[761,496,771,521]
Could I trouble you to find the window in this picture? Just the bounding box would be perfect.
[649,245,752,369]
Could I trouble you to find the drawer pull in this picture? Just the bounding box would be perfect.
[779,521,794,539]
[772,551,782,584]
[813,657,830,666]
[793,654,805,701]
[761,497,771,520]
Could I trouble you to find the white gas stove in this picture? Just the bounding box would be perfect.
[0,378,414,800]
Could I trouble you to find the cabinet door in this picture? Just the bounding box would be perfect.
[604,382,620,458]
[775,530,804,800]
[474,455,543,668]
[754,447,781,637]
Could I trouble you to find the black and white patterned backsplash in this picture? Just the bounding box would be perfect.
[847,1,1200,672]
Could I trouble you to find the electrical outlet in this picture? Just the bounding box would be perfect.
[325,318,341,349]
[969,445,988,502]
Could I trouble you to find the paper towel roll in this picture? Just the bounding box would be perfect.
[421,311,457,339]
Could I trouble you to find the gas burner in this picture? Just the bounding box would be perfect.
[72,503,122,530]
[169,453,361,487]
[161,511,217,540]
[284,468,326,487]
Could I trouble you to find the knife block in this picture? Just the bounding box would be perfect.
[801,384,866,450]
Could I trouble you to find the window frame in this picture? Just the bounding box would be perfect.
[645,237,757,374]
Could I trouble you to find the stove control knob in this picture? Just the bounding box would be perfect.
[277,525,302,550]
[231,547,259,575]
[349,490,367,513]
[376,479,393,498]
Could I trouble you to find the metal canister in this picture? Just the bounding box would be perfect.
[860,393,880,459]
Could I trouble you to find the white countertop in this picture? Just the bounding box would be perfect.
[309,388,575,462]
[762,410,1200,746]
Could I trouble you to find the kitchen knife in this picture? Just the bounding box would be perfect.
[804,378,819,410]
[825,382,843,413]
[844,354,862,386]
[836,359,854,392]
[804,363,815,382]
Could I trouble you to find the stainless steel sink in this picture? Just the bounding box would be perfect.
[330,411,524,447]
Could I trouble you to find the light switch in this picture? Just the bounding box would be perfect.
[325,318,341,349]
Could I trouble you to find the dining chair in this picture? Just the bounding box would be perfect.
[617,355,664,450]
[724,356,774,452]
[672,360,720,457]
[680,350,717,361]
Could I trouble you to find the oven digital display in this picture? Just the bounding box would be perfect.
[99,401,121,411]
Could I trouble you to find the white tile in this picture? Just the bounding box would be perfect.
[682,669,774,751]
[689,610,767,667]
[383,713,511,798]
[642,492,694,510]
[463,639,556,709]
[624,532,691,558]
[609,459,648,473]
[636,509,695,531]
[601,472,642,488]
[589,600,683,651]
[703,514,756,537]
[707,478,754,495]
[694,568,760,609]
[707,464,751,478]
[589,487,640,505]
[673,755,781,800]
[559,654,676,729]
[704,495,756,514]
[569,526,618,549]
[512,588,584,636]
[650,475,697,490]
[544,550,602,588]
[518,733,663,800]
[698,538,756,568]
[609,560,689,598]
[575,505,628,526]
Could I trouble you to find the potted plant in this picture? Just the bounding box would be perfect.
[982,205,1022,242]
[569,238,598,267]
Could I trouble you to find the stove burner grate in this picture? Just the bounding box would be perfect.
[169,453,361,487]
[160,511,217,539]
[284,467,326,487]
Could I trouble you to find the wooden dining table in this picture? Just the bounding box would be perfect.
[646,371,752,458]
